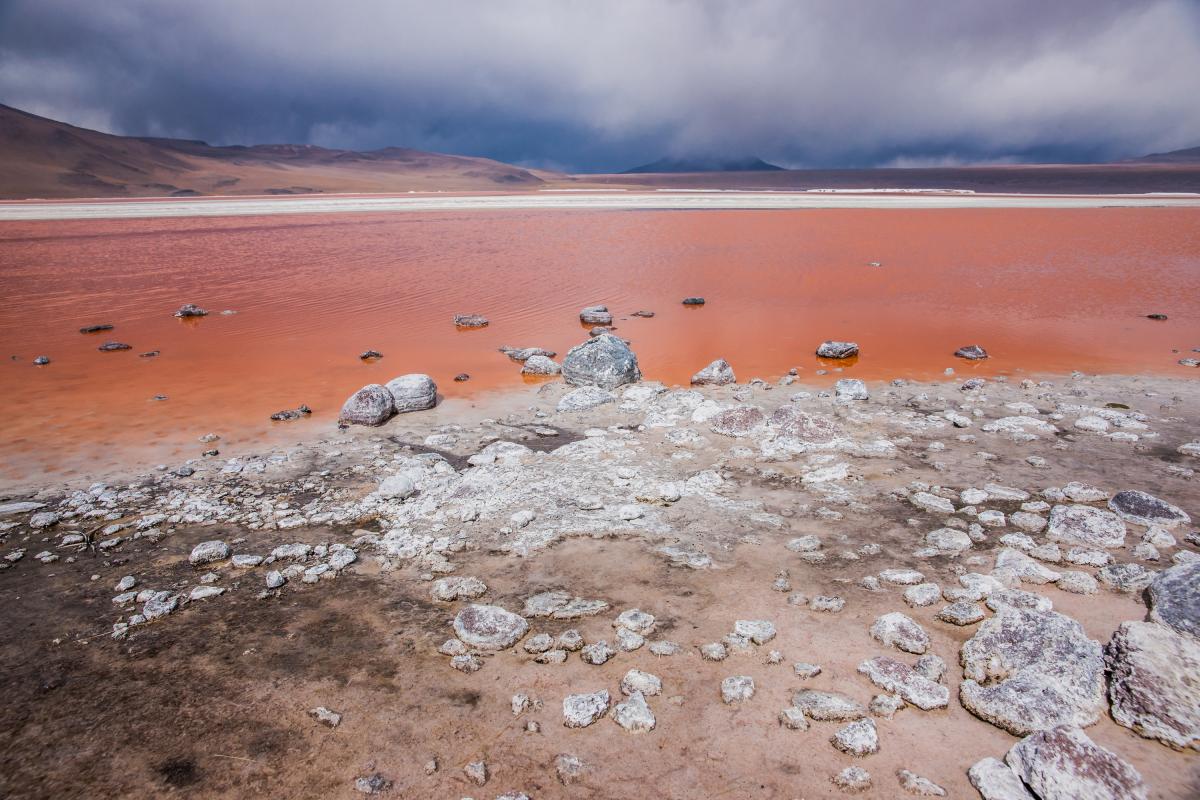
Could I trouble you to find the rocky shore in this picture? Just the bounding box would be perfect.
[1,363,1198,798]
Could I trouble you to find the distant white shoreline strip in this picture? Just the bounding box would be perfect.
[2,191,1199,221]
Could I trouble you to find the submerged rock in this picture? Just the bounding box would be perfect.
[561,334,641,389]
[1106,621,1200,750]
[681,296,706,305]
[955,345,989,360]
[385,374,437,413]
[79,323,114,334]
[816,340,859,359]
[97,341,132,351]
[453,313,489,328]
[339,384,394,426]
[174,303,208,318]
[691,358,736,386]
[578,305,613,325]
[959,607,1104,735]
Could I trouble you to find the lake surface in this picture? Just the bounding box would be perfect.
[1,207,1198,485]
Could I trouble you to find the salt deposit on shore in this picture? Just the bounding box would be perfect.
[1,367,1197,798]
[3,189,1200,220]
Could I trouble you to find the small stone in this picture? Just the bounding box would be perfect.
[793,662,822,678]
[914,655,946,683]
[453,604,529,650]
[831,718,878,756]
[463,760,489,786]
[733,619,776,644]
[870,612,930,654]
[353,773,392,794]
[555,753,586,785]
[904,583,942,608]
[810,595,845,613]
[308,706,341,727]
[869,694,906,718]
[936,601,985,626]
[612,690,656,733]
[691,358,736,386]
[563,690,610,727]
[580,640,616,665]
[857,656,949,710]
[188,540,230,565]
[523,633,554,654]
[614,608,656,633]
[699,642,728,661]
[898,769,946,796]
[779,707,810,730]
[832,766,872,793]
[720,675,755,703]
[793,690,867,721]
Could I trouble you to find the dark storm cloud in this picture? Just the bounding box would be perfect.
[1,0,1198,171]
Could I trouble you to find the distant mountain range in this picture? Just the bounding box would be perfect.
[1127,145,1200,164]
[623,156,783,174]
[0,103,557,199]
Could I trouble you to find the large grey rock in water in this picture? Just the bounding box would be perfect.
[339,383,395,426]
[1149,562,1200,640]
[691,358,735,386]
[816,340,858,359]
[1106,621,1200,750]
[1107,490,1191,529]
[561,334,641,389]
[452,604,529,650]
[521,354,561,375]
[1005,725,1147,800]
[578,305,613,325]
[1045,504,1126,549]
[959,607,1104,735]
[385,374,437,413]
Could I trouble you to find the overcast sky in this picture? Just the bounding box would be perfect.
[1,0,1198,172]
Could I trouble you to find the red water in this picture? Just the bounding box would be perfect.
[1,208,1198,485]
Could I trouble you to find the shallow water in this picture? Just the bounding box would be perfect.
[1,207,1198,484]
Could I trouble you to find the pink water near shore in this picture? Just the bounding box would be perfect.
[1,207,1198,485]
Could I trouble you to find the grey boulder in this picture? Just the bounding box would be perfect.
[955,344,989,359]
[1046,504,1127,549]
[959,607,1105,735]
[521,354,561,375]
[561,334,641,389]
[690,358,736,386]
[1106,621,1200,750]
[1006,725,1147,800]
[816,340,859,359]
[1107,490,1190,529]
[1148,562,1200,640]
[339,384,395,426]
[385,374,437,413]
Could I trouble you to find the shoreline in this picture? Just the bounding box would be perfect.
[3,190,1200,221]
[1,370,1197,797]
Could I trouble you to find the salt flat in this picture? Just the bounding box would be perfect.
[3,190,1200,220]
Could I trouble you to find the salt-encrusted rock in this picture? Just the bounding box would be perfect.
[620,669,662,696]
[612,690,656,733]
[29,511,59,528]
[954,344,988,359]
[453,604,529,650]
[733,619,776,644]
[555,753,586,785]
[1106,620,1200,749]
[1097,562,1156,592]
[832,766,872,793]
[835,379,869,402]
[1006,725,1147,800]
[1108,490,1191,529]
[578,305,612,325]
[857,656,949,710]
[309,706,342,728]
[503,345,556,362]
[353,773,392,794]
[431,576,487,602]
[793,689,867,720]
[721,675,755,703]
[580,640,616,665]
[557,386,617,412]
[869,693,906,718]
[1055,571,1098,594]
[649,640,679,656]
[700,642,728,661]
[190,585,225,601]
[385,374,437,413]
[914,654,946,683]
[523,633,554,654]
[779,707,810,730]
[189,540,230,565]
[1148,561,1200,640]
[981,416,1058,435]
[377,473,416,499]
[870,612,930,654]
[265,570,285,589]
[1046,505,1126,549]
[897,769,946,796]
[994,547,1062,584]
[521,354,561,375]
[816,341,859,359]
[614,627,644,651]
[339,383,395,425]
[787,535,823,553]
[561,334,641,389]
[968,757,1036,800]
[709,405,765,437]
[691,358,736,386]
[1009,511,1046,533]
[959,607,1104,735]
[563,690,610,727]
[793,662,822,678]
[142,591,178,620]
[810,595,845,612]
[924,527,972,553]
[0,501,46,515]
[231,554,262,568]
[615,608,656,633]
[831,718,878,756]
[937,601,985,626]
[986,589,1052,613]
[1074,416,1110,433]
[881,568,925,585]
[534,649,568,664]
[902,582,940,606]
[910,492,955,514]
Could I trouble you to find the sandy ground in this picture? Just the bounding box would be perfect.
[1,372,1198,799]
[3,191,1200,220]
